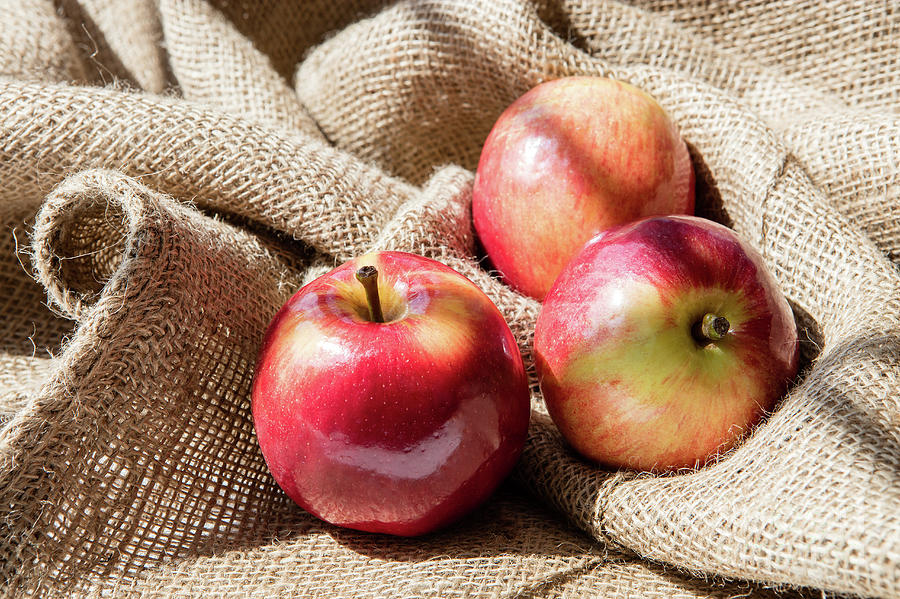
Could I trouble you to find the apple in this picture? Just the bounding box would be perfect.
[472,75,695,300]
[533,216,799,472]
[251,251,530,536]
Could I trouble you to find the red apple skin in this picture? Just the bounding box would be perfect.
[473,76,695,300]
[534,216,799,472]
[251,251,530,536]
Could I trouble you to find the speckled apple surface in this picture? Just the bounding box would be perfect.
[472,76,695,300]
[252,251,530,536]
[534,216,799,472]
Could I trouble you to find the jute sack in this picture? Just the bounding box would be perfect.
[0,61,805,599]
[10,166,788,598]
[0,129,799,599]
[0,0,898,597]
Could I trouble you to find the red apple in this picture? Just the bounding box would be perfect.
[534,216,799,472]
[251,251,530,536]
[473,75,695,300]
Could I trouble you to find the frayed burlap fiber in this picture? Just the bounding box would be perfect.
[0,1,897,597]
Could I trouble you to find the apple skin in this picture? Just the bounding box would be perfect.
[472,76,695,300]
[251,251,530,536]
[534,216,799,472]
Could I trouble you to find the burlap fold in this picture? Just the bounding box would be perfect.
[1,1,898,597]
[2,167,802,599]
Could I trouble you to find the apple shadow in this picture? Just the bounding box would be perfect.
[788,300,824,376]
[319,479,810,599]
[320,480,593,562]
[687,142,732,229]
[469,219,503,282]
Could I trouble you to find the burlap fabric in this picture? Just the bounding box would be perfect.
[0,0,897,597]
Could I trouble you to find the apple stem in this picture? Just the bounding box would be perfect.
[692,313,730,345]
[355,265,385,323]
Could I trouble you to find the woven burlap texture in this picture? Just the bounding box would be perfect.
[0,0,897,597]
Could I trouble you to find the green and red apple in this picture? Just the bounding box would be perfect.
[251,251,530,536]
[473,76,695,300]
[534,216,799,472]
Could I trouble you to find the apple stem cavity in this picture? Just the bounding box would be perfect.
[692,313,730,345]
[355,265,385,323]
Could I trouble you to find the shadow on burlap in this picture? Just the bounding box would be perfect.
[0,0,897,597]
